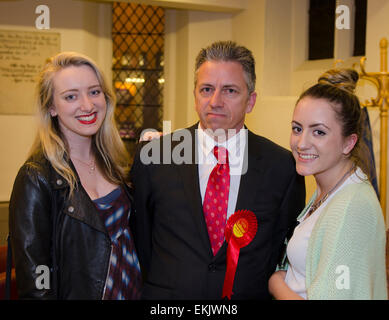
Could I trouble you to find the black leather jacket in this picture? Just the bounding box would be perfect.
[9,152,132,299]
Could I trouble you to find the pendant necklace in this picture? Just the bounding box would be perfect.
[306,164,356,217]
[71,156,96,174]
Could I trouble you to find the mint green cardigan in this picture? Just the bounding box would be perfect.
[290,179,387,300]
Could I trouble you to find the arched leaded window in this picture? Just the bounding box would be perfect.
[112,2,164,160]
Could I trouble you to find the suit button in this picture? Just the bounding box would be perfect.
[208,263,216,272]
[68,206,74,213]
[56,179,63,185]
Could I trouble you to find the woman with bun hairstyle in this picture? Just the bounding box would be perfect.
[269,69,387,300]
[9,52,142,299]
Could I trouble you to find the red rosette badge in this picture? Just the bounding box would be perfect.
[222,209,258,299]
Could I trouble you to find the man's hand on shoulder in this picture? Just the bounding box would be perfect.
[139,131,163,142]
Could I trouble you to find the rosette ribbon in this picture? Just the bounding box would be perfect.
[222,210,258,299]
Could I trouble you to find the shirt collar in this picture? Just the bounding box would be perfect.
[197,123,247,163]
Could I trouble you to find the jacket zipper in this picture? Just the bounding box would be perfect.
[102,244,113,299]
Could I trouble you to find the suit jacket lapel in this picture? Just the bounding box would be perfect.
[177,124,214,257]
[177,126,265,259]
[235,130,265,212]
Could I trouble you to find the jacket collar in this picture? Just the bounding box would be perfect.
[235,129,265,209]
[48,159,109,235]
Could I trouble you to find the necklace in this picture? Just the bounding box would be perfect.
[71,156,96,174]
[306,164,356,217]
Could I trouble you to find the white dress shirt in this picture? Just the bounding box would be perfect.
[197,124,247,221]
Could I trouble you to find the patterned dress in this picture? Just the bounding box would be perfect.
[93,186,142,300]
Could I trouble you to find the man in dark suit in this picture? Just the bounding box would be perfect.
[130,41,305,300]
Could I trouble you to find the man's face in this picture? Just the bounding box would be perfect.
[194,60,256,134]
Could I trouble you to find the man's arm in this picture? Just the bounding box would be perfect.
[130,144,154,278]
[270,161,306,274]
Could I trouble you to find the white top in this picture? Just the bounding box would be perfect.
[197,124,247,220]
[284,167,366,299]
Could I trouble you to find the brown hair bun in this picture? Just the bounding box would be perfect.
[318,68,359,94]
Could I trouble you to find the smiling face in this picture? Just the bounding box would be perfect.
[290,96,357,183]
[49,65,107,144]
[194,60,256,134]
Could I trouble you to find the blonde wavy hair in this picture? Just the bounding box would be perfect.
[29,51,130,196]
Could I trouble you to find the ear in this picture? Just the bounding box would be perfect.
[246,92,257,114]
[49,106,57,117]
[343,133,358,155]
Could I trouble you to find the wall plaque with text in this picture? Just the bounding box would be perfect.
[0,30,60,115]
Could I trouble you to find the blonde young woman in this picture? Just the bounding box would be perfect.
[269,69,387,300]
[9,52,142,299]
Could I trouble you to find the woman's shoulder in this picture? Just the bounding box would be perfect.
[9,152,58,206]
[16,151,53,186]
[321,180,382,228]
[333,180,380,211]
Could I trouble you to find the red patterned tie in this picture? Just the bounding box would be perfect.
[203,146,230,256]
